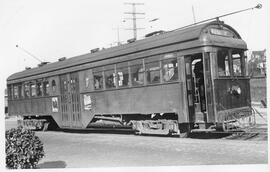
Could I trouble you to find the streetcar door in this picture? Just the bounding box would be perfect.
[185,53,207,125]
[60,73,81,128]
[184,56,195,123]
[59,74,71,127]
[69,72,81,128]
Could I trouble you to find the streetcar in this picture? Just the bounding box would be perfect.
[6,20,254,136]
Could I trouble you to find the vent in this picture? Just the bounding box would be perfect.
[145,30,165,37]
[25,67,31,70]
[58,57,66,61]
[38,62,49,67]
[91,48,100,53]
[127,38,136,43]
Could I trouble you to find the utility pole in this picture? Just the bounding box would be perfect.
[124,2,145,40]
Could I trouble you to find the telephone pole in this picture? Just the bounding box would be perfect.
[124,2,145,40]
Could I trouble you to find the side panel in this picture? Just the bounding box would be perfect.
[79,69,95,128]
[214,79,251,111]
[48,76,62,127]
[178,56,189,123]
[184,56,195,123]
[203,52,215,122]
[89,83,187,123]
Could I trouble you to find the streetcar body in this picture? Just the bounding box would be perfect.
[7,21,252,134]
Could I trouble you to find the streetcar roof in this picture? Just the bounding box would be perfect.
[7,21,244,83]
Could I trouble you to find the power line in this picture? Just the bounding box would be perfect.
[124,2,145,40]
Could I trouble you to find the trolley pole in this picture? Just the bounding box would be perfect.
[16,44,43,63]
[124,2,145,40]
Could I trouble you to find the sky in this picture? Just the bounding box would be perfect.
[0,1,269,98]
[0,0,269,170]
[0,0,269,114]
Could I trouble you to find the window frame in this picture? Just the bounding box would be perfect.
[162,57,178,82]
[116,62,130,88]
[91,52,179,91]
[217,48,246,78]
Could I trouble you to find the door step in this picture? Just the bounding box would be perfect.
[130,120,179,136]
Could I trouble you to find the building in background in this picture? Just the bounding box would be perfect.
[5,88,8,117]
[248,49,266,77]
[248,49,267,103]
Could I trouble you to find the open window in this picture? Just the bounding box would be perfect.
[13,85,19,99]
[93,67,104,90]
[24,83,30,98]
[130,59,144,86]
[36,81,43,96]
[30,83,36,97]
[104,65,116,89]
[52,80,57,92]
[145,56,161,84]
[162,57,178,82]
[117,62,129,87]
[43,80,49,96]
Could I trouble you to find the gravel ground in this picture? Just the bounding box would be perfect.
[31,131,268,168]
[5,119,268,168]
[4,104,268,168]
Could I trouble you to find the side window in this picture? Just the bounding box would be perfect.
[130,59,144,86]
[7,85,12,100]
[52,80,56,92]
[43,80,49,96]
[162,58,178,81]
[217,50,230,76]
[30,83,36,97]
[93,67,104,90]
[145,56,161,84]
[24,83,30,98]
[19,85,23,98]
[104,65,116,89]
[13,85,19,99]
[232,50,243,76]
[36,82,43,96]
[85,76,90,88]
[117,62,129,87]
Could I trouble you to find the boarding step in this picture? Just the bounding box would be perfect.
[130,120,179,136]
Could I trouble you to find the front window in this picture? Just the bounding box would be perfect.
[232,50,243,76]
[217,50,230,76]
[217,49,245,77]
